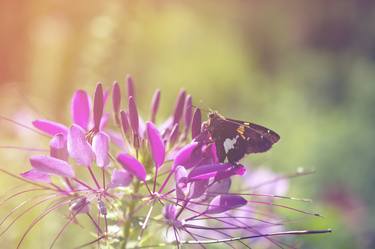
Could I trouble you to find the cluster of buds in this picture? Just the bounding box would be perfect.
[0,76,330,248]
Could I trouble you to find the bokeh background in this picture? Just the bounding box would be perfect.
[1,0,374,248]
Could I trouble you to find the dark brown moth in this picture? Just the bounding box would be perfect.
[203,111,280,164]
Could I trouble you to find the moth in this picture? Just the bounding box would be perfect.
[201,111,280,164]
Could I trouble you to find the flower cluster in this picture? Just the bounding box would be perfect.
[0,76,330,248]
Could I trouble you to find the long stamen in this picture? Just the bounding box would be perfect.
[247,169,316,191]
[204,191,312,203]
[49,203,93,249]
[87,212,104,235]
[102,168,106,189]
[137,200,156,243]
[0,145,48,152]
[160,195,297,249]
[178,229,332,245]
[0,194,64,237]
[16,197,79,249]
[182,229,208,249]
[73,236,106,249]
[0,114,49,137]
[72,178,96,191]
[0,188,49,206]
[88,167,101,189]
[158,170,174,194]
[0,168,55,191]
[152,168,158,194]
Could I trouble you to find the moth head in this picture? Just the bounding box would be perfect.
[207,111,221,132]
[208,111,220,120]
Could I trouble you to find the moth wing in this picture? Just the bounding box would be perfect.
[217,118,278,157]
[226,118,280,144]
[212,119,247,163]
[214,140,227,163]
[242,126,274,153]
[225,136,247,164]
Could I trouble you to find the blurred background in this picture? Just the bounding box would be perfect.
[1,0,374,248]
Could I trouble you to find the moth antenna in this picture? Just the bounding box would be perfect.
[192,100,212,116]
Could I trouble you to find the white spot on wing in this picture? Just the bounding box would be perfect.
[223,136,238,154]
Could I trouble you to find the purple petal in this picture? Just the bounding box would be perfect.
[172,142,199,170]
[146,122,165,169]
[175,165,188,183]
[21,169,51,183]
[184,95,193,132]
[71,90,90,130]
[93,83,104,131]
[205,195,247,214]
[110,169,132,188]
[50,133,68,161]
[175,166,188,200]
[120,110,129,134]
[107,130,126,149]
[150,89,161,123]
[189,179,209,199]
[159,117,173,138]
[112,81,121,125]
[32,119,68,137]
[207,178,231,196]
[214,165,246,182]
[188,163,234,181]
[172,89,186,125]
[116,153,146,181]
[138,116,146,139]
[67,125,95,167]
[99,112,109,130]
[92,132,110,168]
[191,108,202,139]
[30,155,75,178]
[127,74,135,100]
[128,96,139,135]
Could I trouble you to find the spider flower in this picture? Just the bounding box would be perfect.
[0,76,330,249]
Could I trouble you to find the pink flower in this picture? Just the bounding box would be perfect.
[0,78,329,249]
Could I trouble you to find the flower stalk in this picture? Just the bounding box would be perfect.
[122,179,141,249]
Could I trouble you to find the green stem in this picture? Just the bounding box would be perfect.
[122,180,141,249]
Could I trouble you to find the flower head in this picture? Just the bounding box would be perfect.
[0,77,330,248]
